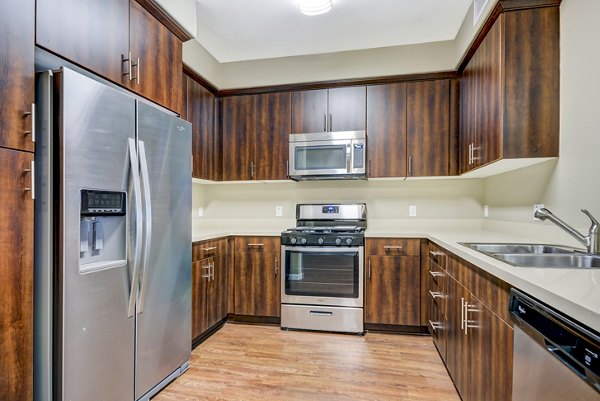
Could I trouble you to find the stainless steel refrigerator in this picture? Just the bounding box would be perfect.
[34,67,191,401]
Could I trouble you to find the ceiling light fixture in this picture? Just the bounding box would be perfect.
[296,0,332,16]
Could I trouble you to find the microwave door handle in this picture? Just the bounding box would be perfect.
[347,144,352,173]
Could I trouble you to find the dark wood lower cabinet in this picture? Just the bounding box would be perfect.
[0,148,34,401]
[365,255,420,326]
[234,252,280,317]
[192,244,228,341]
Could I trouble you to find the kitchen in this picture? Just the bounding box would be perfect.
[1,0,599,400]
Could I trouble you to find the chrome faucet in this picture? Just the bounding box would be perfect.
[534,208,600,254]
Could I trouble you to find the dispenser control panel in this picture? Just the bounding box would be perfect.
[81,190,126,216]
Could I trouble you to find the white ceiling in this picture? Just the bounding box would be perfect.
[195,0,473,63]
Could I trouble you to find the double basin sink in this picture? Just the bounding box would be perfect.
[461,243,600,269]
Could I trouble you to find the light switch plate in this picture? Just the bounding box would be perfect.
[483,205,489,218]
[276,206,283,217]
[409,205,417,217]
[197,207,204,218]
[533,204,545,221]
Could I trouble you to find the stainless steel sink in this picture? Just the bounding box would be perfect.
[460,242,600,269]
[461,243,580,254]
[494,253,600,268]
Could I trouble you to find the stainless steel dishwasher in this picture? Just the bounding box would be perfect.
[509,289,600,401]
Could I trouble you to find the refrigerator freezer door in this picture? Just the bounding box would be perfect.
[58,68,136,401]
[135,101,192,400]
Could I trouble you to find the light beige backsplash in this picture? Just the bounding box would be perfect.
[481,0,600,247]
[193,179,484,235]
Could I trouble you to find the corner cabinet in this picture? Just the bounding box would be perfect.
[233,236,280,318]
[364,238,421,327]
[460,4,560,174]
[428,241,514,401]
[221,94,290,181]
[36,0,183,114]
[191,238,228,342]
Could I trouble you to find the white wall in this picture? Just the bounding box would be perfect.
[192,179,484,234]
[155,0,197,38]
[482,0,600,245]
[183,40,222,88]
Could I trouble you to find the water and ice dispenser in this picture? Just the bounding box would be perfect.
[79,190,128,274]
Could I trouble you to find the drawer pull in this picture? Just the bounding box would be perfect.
[202,246,217,252]
[247,243,264,247]
[384,246,403,250]
[429,270,444,278]
[429,250,445,258]
[310,311,333,316]
[429,320,442,332]
[429,290,443,300]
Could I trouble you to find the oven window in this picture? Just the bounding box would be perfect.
[285,250,359,298]
[295,145,347,171]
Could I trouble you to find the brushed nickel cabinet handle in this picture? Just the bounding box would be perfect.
[408,156,413,175]
[429,320,442,332]
[201,263,211,279]
[368,259,371,280]
[247,243,264,247]
[23,103,35,142]
[429,290,443,300]
[468,144,473,165]
[211,262,215,281]
[122,52,133,80]
[136,56,140,85]
[202,246,217,253]
[250,161,255,178]
[460,297,465,331]
[23,161,35,200]
[384,246,403,251]
[429,250,444,258]
[274,257,278,275]
[429,270,444,278]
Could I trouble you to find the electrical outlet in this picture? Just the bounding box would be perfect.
[409,205,417,217]
[483,205,489,218]
[197,207,204,218]
[533,204,545,221]
[275,206,283,217]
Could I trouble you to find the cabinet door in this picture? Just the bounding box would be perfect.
[1,0,35,152]
[407,80,450,176]
[222,95,254,180]
[254,92,291,180]
[0,149,34,401]
[36,0,129,85]
[328,87,366,132]
[129,0,183,113]
[234,252,280,317]
[186,76,216,179]
[460,54,476,173]
[191,259,209,339]
[366,83,407,178]
[365,256,420,325]
[291,89,328,133]
[446,277,470,400]
[207,254,228,328]
[476,17,502,168]
[468,298,513,401]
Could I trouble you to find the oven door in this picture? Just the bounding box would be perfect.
[281,246,364,307]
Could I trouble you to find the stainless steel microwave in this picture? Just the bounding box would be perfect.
[288,131,367,180]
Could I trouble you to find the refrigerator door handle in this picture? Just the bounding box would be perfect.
[137,140,152,313]
[128,138,143,317]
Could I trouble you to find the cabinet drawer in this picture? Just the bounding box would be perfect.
[428,259,447,289]
[428,242,449,269]
[366,238,420,256]
[234,236,280,253]
[193,238,228,261]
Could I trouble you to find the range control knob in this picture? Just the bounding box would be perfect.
[318,237,325,245]
[300,237,307,245]
[290,237,297,244]
[346,238,353,245]
[335,238,342,245]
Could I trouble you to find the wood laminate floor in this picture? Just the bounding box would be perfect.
[154,323,461,401]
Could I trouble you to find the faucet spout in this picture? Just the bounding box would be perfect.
[534,208,590,251]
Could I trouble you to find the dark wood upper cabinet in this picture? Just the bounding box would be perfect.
[406,80,451,177]
[328,87,366,132]
[0,148,34,401]
[460,6,559,173]
[36,0,130,85]
[129,0,183,114]
[36,0,183,114]
[366,83,407,178]
[0,0,35,152]
[185,74,218,180]
[291,87,365,133]
[291,89,328,133]
[222,93,291,181]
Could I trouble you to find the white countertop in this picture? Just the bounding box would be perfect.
[192,227,600,331]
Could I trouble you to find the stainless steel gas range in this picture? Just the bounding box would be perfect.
[280,203,366,334]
